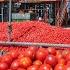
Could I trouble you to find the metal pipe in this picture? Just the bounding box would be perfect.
[9,0,12,23]
[1,7,3,23]
[8,0,12,41]
[0,41,70,48]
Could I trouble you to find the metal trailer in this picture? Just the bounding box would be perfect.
[0,0,70,49]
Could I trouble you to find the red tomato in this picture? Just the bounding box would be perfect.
[56,50,63,60]
[62,50,70,58]
[54,64,65,70]
[58,58,66,65]
[39,64,52,70]
[65,61,70,70]
[19,56,32,68]
[44,55,57,67]
[1,55,12,64]
[66,53,70,62]
[17,68,26,70]
[8,69,12,70]
[27,65,39,70]
[10,60,19,70]
[0,62,8,70]
[18,54,25,59]
[65,64,70,70]
[0,56,2,62]
[36,48,48,62]
[33,60,42,67]
[27,46,38,51]
[47,47,56,55]
[8,50,19,59]
[67,61,70,65]
[24,48,35,59]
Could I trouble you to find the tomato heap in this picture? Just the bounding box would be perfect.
[0,21,70,44]
[0,47,69,70]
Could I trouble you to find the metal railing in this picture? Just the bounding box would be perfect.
[0,41,69,48]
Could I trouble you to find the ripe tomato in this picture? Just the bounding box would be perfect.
[65,62,70,70]
[17,68,26,70]
[39,64,52,70]
[27,46,38,51]
[19,56,32,68]
[18,54,25,59]
[62,50,70,58]
[56,50,63,60]
[66,53,70,62]
[0,62,8,70]
[24,48,35,59]
[67,61,70,65]
[27,65,39,70]
[8,69,12,70]
[47,47,56,55]
[58,58,66,65]
[8,50,19,59]
[1,55,12,64]
[36,48,48,62]
[44,55,57,67]
[33,60,42,67]
[0,56,2,62]
[10,60,19,70]
[54,64,65,70]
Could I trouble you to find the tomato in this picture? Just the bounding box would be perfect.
[65,65,70,70]
[58,58,66,65]
[8,69,12,70]
[33,60,42,67]
[47,47,56,55]
[1,55,12,64]
[56,50,63,60]
[27,65,39,70]
[0,56,2,62]
[44,55,57,67]
[36,48,48,62]
[54,64,65,70]
[19,56,32,68]
[62,50,70,58]
[67,61,70,65]
[10,60,19,70]
[27,46,38,51]
[66,53,70,62]
[39,64,52,70]
[8,50,19,59]
[17,68,26,70]
[0,62,8,70]
[65,61,70,70]
[18,54,25,59]
[24,48,35,59]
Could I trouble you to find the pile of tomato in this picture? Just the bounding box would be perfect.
[0,21,70,70]
[0,21,70,44]
[0,46,70,70]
